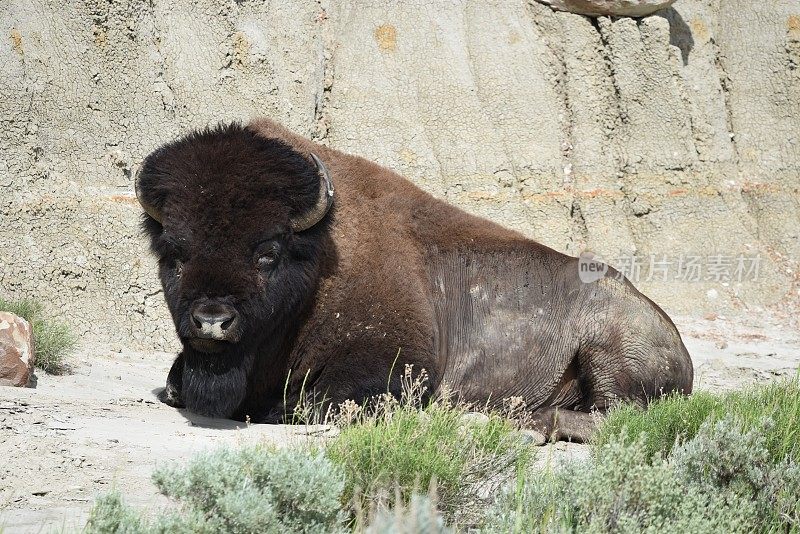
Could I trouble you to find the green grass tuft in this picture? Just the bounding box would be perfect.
[593,377,800,463]
[324,368,532,526]
[327,405,465,502]
[0,297,76,374]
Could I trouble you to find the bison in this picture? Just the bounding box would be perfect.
[136,118,693,441]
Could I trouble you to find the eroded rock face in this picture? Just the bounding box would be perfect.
[2,1,798,349]
[536,0,677,17]
[0,312,35,387]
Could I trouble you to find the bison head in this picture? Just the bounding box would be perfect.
[136,123,334,417]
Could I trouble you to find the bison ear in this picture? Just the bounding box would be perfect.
[135,167,163,224]
[290,153,334,232]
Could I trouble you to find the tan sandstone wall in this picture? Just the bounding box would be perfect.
[1,0,798,350]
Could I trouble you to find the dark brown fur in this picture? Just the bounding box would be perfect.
[139,118,693,441]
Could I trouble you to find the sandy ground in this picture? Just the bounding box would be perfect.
[1,313,798,533]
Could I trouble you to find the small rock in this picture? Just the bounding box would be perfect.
[535,0,677,17]
[459,412,490,426]
[704,312,718,321]
[0,312,35,387]
[715,340,728,349]
[519,429,548,446]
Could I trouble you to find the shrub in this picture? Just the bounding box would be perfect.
[482,416,800,533]
[85,446,347,534]
[0,297,75,374]
[593,378,800,463]
[85,492,145,534]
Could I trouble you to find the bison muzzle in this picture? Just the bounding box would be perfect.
[136,119,693,442]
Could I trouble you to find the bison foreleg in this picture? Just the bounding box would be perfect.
[158,353,185,408]
[529,407,603,444]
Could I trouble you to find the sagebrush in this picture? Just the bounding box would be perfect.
[483,415,800,533]
[362,492,452,534]
[86,446,347,533]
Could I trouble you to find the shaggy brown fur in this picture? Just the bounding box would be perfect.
[138,118,693,441]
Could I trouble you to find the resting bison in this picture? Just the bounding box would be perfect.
[136,118,693,441]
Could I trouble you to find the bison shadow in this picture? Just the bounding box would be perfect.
[151,387,250,430]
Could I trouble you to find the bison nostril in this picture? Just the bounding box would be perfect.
[189,303,238,340]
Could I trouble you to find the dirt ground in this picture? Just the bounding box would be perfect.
[1,313,799,533]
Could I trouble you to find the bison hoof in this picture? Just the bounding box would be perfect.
[158,384,185,408]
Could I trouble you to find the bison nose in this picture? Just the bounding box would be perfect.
[190,304,239,340]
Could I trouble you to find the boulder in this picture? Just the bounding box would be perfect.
[0,312,35,387]
[535,0,677,17]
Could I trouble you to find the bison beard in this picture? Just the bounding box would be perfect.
[137,118,694,442]
[181,350,254,418]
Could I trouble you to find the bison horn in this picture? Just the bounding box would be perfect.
[134,167,163,224]
[290,153,335,232]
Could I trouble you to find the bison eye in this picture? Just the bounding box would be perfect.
[175,260,184,277]
[256,245,281,269]
[255,240,282,270]
[258,252,277,267]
